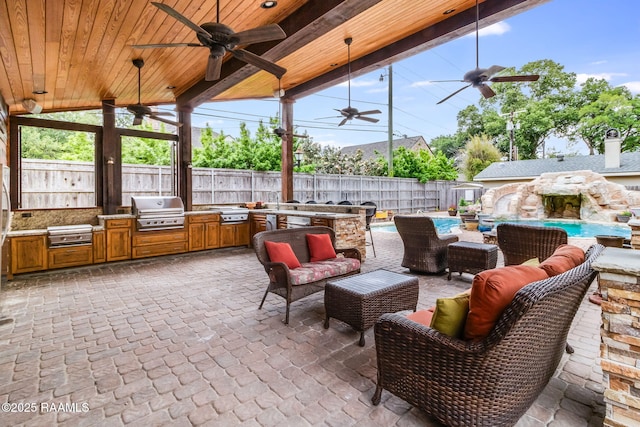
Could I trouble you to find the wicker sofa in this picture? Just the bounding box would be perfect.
[372,243,604,427]
[253,226,361,324]
[394,215,459,273]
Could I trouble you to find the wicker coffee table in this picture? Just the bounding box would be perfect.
[324,269,419,346]
[447,240,498,280]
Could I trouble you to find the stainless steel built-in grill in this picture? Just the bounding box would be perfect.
[47,224,93,247]
[131,196,185,231]
[215,207,249,224]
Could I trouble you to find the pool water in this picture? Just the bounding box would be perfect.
[377,217,631,238]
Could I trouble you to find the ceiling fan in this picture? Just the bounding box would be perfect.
[326,38,381,126]
[126,58,182,127]
[435,0,540,104]
[132,1,287,81]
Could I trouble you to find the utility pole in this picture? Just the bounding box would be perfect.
[380,65,393,176]
[501,110,525,161]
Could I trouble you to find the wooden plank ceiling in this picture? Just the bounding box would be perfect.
[0,0,548,115]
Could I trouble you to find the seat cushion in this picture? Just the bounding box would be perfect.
[264,241,302,269]
[538,244,585,277]
[407,307,435,327]
[289,258,361,285]
[464,265,549,341]
[306,233,337,262]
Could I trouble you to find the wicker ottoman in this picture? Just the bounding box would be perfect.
[447,241,498,280]
[324,269,419,346]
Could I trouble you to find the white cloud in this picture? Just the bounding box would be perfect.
[410,80,436,88]
[621,81,640,94]
[591,60,607,65]
[576,72,627,84]
[337,79,378,88]
[366,87,388,94]
[464,22,510,37]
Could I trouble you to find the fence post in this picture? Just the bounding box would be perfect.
[211,169,215,204]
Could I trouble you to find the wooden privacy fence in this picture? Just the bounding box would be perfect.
[19,159,477,212]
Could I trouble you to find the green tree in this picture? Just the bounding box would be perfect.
[460,135,502,180]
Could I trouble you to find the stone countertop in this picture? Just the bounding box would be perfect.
[248,209,360,219]
[592,247,640,275]
[97,214,135,220]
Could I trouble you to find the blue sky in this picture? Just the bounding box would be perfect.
[186,0,640,154]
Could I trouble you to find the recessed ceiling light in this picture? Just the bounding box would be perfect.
[330,63,338,67]
[261,1,277,9]
[166,85,176,90]
[443,9,455,14]
[32,90,48,95]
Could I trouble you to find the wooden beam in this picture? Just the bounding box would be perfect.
[177,109,192,210]
[287,0,540,99]
[281,98,294,201]
[176,0,382,109]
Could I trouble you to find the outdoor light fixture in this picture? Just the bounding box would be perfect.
[21,98,42,114]
[443,9,455,14]
[261,1,277,8]
[294,148,304,168]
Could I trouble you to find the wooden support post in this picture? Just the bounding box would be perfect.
[102,100,120,214]
[281,98,295,201]
[178,108,193,211]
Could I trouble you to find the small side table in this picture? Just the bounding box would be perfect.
[325,269,419,346]
[448,241,498,280]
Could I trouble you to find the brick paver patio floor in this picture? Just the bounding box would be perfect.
[0,228,605,426]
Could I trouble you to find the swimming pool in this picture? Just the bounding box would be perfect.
[376,217,631,238]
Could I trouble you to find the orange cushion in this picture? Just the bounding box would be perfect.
[407,308,434,327]
[538,244,585,277]
[306,233,337,262]
[464,265,549,341]
[264,241,302,269]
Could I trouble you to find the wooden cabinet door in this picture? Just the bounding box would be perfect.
[205,222,219,249]
[236,223,249,246]
[93,230,106,263]
[11,235,47,274]
[106,227,131,261]
[219,224,235,248]
[48,245,93,269]
[189,223,206,251]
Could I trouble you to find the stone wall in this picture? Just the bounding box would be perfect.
[482,170,640,221]
[334,210,367,262]
[592,248,640,426]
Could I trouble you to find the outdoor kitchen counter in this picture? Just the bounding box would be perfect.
[8,225,104,237]
[248,209,359,219]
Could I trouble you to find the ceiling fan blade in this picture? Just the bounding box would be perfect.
[490,74,540,83]
[483,65,506,78]
[230,49,286,78]
[315,115,341,120]
[338,117,349,126]
[133,115,143,126]
[148,114,183,127]
[355,116,379,123]
[429,79,466,83]
[150,2,212,40]
[152,111,173,116]
[477,84,496,99]
[357,109,381,116]
[233,24,286,45]
[132,42,203,49]
[206,55,223,81]
[436,83,472,104]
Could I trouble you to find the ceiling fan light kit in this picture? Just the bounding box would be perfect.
[435,0,539,104]
[132,1,287,82]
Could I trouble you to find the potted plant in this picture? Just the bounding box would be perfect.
[447,205,458,216]
[617,210,632,223]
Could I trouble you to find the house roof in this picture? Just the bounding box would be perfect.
[340,136,428,160]
[474,152,640,181]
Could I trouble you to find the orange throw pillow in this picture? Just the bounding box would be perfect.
[464,265,549,341]
[407,308,435,327]
[538,244,585,277]
[264,241,302,269]
[306,233,337,262]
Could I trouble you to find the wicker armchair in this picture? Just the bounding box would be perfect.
[497,222,568,266]
[372,244,604,427]
[394,215,459,273]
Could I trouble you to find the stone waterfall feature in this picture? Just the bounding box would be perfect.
[481,170,640,222]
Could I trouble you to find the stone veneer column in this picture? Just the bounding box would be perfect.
[628,219,640,249]
[592,248,640,426]
[333,212,367,262]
